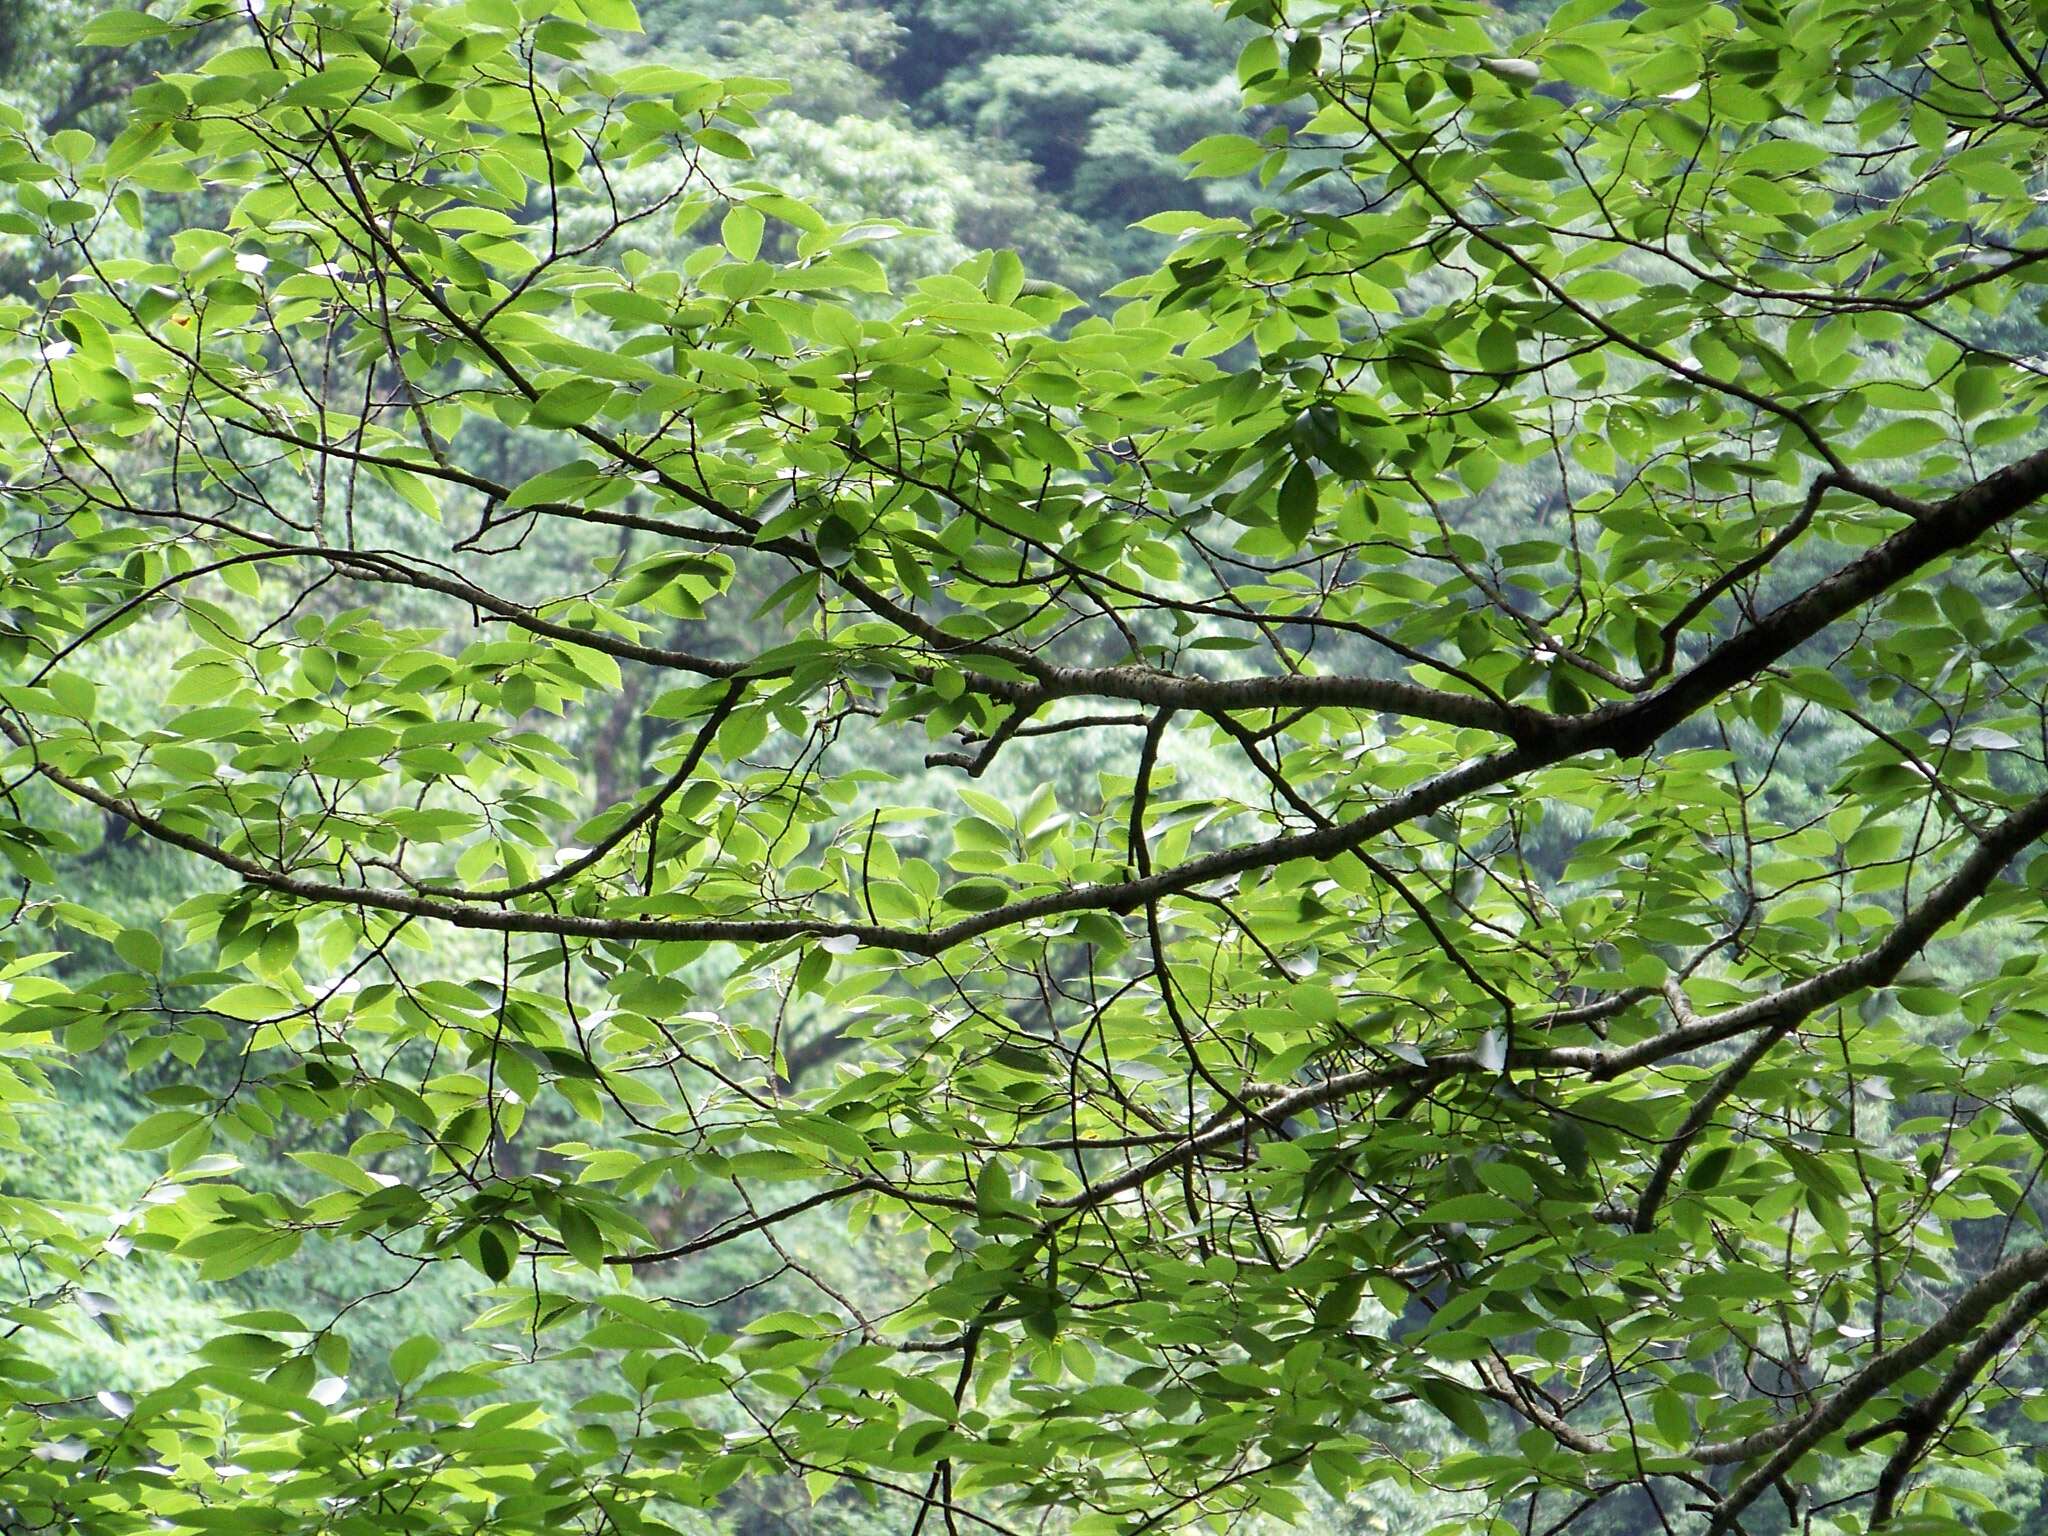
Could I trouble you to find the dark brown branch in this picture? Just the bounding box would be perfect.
[1704,1246,2048,1532]
[1863,1274,2048,1526]
[1547,784,2048,1082]
[1629,1018,1796,1233]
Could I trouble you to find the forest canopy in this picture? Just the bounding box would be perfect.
[1,0,2047,1533]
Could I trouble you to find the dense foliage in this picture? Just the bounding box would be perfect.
[3,0,2048,1533]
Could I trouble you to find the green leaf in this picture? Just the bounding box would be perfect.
[391,1337,441,1385]
[113,928,163,972]
[1180,134,1265,177]
[77,9,172,43]
[976,1158,1011,1217]
[1547,1115,1590,1180]
[557,1206,606,1272]
[2011,1103,2048,1159]
[475,1225,516,1282]
[1955,366,2000,421]
[1652,1389,1690,1447]
[576,0,641,28]
[47,131,94,167]
[528,380,614,428]
[1415,1374,1491,1441]
[1852,417,1946,459]
[291,1151,385,1194]
[722,204,764,263]
[123,1109,203,1151]
[1277,460,1318,544]
[207,984,291,1021]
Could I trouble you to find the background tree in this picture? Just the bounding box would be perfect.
[2,0,2048,1534]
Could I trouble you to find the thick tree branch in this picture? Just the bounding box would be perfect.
[1703,1246,2048,1531]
